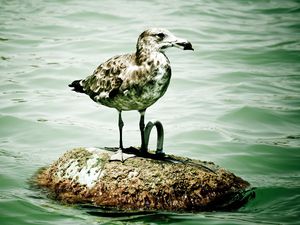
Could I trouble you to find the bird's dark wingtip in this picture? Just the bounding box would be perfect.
[69,79,84,93]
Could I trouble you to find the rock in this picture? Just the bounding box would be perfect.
[34,147,254,211]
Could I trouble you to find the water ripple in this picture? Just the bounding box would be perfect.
[0,0,300,224]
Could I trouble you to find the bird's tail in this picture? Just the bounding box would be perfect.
[69,79,84,93]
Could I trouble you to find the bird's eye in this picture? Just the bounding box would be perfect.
[156,33,165,39]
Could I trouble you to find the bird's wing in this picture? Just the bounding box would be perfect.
[82,54,134,99]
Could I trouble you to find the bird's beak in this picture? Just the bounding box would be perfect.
[172,37,194,51]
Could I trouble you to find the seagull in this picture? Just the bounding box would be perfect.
[69,28,193,161]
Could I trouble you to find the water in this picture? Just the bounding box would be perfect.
[1,0,300,224]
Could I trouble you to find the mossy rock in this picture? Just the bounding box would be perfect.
[34,147,254,211]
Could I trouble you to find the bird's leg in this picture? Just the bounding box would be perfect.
[110,110,135,162]
[118,110,124,150]
[139,109,147,153]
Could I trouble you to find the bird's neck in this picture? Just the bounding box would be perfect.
[135,46,167,65]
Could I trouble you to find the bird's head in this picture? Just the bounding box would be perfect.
[136,28,194,53]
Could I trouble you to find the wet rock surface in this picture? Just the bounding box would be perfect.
[34,147,254,211]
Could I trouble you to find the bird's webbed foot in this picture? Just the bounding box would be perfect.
[109,149,135,162]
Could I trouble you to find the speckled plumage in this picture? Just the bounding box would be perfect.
[69,28,193,156]
[76,30,174,111]
[82,52,171,111]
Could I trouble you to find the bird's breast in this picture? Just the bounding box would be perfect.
[95,52,171,111]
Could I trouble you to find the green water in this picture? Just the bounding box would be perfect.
[1,0,300,224]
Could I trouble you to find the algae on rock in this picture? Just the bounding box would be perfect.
[35,147,254,211]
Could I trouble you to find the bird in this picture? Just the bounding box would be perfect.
[69,28,193,161]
